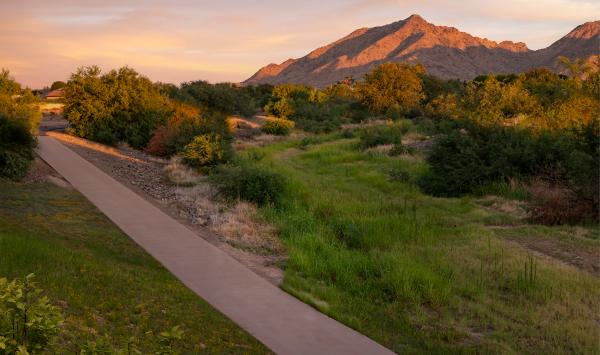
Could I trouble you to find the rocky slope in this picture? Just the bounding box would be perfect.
[245,15,599,87]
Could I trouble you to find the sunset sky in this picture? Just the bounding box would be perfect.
[1,0,598,88]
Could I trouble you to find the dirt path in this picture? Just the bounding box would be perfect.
[36,136,394,355]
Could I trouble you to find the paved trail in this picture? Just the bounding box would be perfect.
[37,136,394,355]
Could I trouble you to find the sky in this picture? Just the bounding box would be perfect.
[1,0,598,88]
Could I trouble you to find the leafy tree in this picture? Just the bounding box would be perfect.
[173,81,259,117]
[556,56,593,80]
[0,69,21,96]
[64,66,170,148]
[355,63,425,114]
[49,81,66,91]
[0,70,40,180]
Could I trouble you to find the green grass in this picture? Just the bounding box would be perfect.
[241,137,600,353]
[0,181,269,354]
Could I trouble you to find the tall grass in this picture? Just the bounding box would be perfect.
[243,137,600,353]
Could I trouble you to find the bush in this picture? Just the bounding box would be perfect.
[64,66,171,148]
[181,134,232,168]
[173,81,259,116]
[261,118,295,135]
[358,123,406,149]
[527,178,595,225]
[292,101,345,133]
[211,164,285,206]
[418,121,599,224]
[0,115,35,180]
[0,274,63,354]
[355,63,425,114]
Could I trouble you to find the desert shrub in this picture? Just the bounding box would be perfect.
[527,178,595,225]
[145,125,176,156]
[355,63,425,114]
[211,164,285,206]
[357,123,406,149]
[145,102,232,159]
[64,66,171,148]
[173,81,259,117]
[424,93,460,120]
[420,73,464,104]
[387,166,411,182]
[261,118,295,135]
[419,121,599,222]
[0,274,63,354]
[388,143,412,156]
[264,98,295,119]
[292,101,345,133]
[182,134,232,168]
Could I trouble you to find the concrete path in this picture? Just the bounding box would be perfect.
[36,136,394,355]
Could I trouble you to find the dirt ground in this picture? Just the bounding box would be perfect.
[41,131,285,285]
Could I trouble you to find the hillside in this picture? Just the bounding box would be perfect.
[245,15,599,87]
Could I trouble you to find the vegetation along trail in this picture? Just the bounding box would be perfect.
[35,135,394,355]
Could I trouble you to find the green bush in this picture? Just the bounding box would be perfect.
[181,134,232,168]
[173,81,260,117]
[64,66,171,148]
[211,164,285,206]
[261,118,295,135]
[418,121,599,215]
[292,101,345,133]
[358,123,405,149]
[0,115,35,180]
[355,63,425,114]
[0,274,63,354]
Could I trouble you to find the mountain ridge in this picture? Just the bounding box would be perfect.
[245,15,599,87]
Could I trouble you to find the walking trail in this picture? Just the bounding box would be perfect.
[36,136,393,355]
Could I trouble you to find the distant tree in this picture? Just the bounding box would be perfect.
[50,81,66,91]
[0,69,21,96]
[355,63,425,114]
[556,56,593,81]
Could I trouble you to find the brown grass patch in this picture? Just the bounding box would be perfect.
[164,157,202,186]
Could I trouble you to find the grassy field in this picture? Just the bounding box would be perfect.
[241,134,600,353]
[0,181,269,353]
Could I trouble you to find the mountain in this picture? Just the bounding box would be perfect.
[244,15,599,87]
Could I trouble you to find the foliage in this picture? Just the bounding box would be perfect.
[263,83,351,132]
[418,121,599,222]
[181,134,232,168]
[145,101,232,160]
[355,63,425,114]
[211,163,285,206]
[0,274,63,354]
[49,81,66,91]
[292,101,346,133]
[0,70,21,96]
[357,122,408,149]
[172,81,260,117]
[0,70,39,180]
[63,66,171,148]
[245,137,600,353]
[261,118,295,135]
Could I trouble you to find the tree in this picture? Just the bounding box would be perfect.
[63,66,170,148]
[50,81,66,90]
[0,69,21,96]
[355,63,425,114]
[556,56,593,82]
